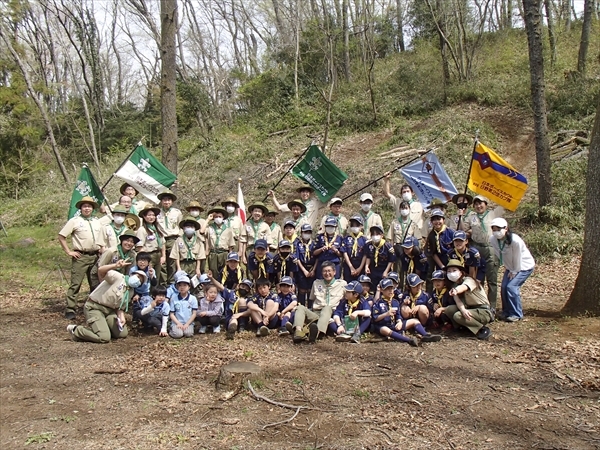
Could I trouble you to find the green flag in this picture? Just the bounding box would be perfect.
[114,145,177,204]
[291,145,348,203]
[68,165,105,219]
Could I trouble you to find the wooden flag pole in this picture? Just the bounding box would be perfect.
[101,137,145,191]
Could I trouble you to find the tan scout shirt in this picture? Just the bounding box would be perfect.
[310,279,348,311]
[97,246,136,273]
[136,226,162,252]
[456,276,489,307]
[388,195,424,230]
[226,215,244,241]
[89,270,128,310]
[101,223,129,250]
[387,217,422,244]
[240,220,272,246]
[279,197,325,230]
[157,207,183,238]
[269,223,283,250]
[59,216,105,252]
[319,214,349,236]
[462,207,505,246]
[170,235,206,261]
[357,211,383,239]
[206,223,236,252]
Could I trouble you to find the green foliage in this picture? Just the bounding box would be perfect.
[25,432,53,445]
[547,78,600,130]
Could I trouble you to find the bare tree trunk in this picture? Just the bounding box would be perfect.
[342,0,351,81]
[577,0,593,76]
[0,26,69,183]
[563,98,600,316]
[161,0,178,175]
[544,0,557,68]
[506,0,514,27]
[111,0,124,105]
[396,0,406,51]
[522,0,552,209]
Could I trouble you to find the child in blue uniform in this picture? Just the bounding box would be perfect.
[168,276,198,338]
[358,275,374,307]
[247,239,274,280]
[365,225,396,289]
[139,286,170,336]
[208,272,252,339]
[248,278,280,336]
[398,237,428,286]
[276,276,298,336]
[272,240,297,285]
[341,215,368,282]
[330,280,371,343]
[218,252,246,289]
[430,270,454,329]
[426,209,456,271]
[314,216,343,279]
[400,273,433,326]
[449,230,486,282]
[294,224,316,307]
[166,269,187,299]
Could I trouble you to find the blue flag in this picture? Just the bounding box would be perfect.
[400,153,458,209]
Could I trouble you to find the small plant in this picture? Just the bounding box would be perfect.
[253,379,265,389]
[292,378,303,385]
[243,350,254,358]
[48,399,55,405]
[25,432,53,445]
[353,389,370,398]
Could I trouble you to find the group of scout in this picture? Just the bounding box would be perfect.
[59,174,516,344]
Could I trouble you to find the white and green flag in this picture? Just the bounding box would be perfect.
[68,165,105,219]
[114,144,177,204]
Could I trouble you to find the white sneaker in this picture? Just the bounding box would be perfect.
[199,326,207,334]
[66,324,77,334]
[213,326,221,333]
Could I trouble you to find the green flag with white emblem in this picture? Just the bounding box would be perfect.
[114,145,177,204]
[68,165,105,219]
[291,145,348,203]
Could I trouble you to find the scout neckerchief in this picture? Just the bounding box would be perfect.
[161,207,172,228]
[382,295,395,324]
[183,234,197,260]
[434,224,447,254]
[476,210,490,234]
[328,212,344,234]
[116,244,134,264]
[269,222,277,231]
[406,254,415,274]
[279,253,291,279]
[350,231,364,258]
[434,287,447,307]
[301,238,312,262]
[255,254,268,278]
[323,278,336,306]
[398,217,413,243]
[372,238,386,267]
[82,215,96,247]
[454,247,465,266]
[347,297,360,315]
[222,265,243,286]
[497,238,507,265]
[210,222,228,249]
[285,232,297,253]
[359,210,373,227]
[110,223,126,239]
[324,231,338,250]
[248,218,264,243]
[410,289,422,308]
[145,222,163,247]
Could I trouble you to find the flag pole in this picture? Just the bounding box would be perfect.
[457,131,480,230]
[262,143,313,202]
[101,137,145,191]
[340,150,431,201]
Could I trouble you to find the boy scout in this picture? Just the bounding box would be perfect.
[265,209,282,252]
[156,190,183,285]
[221,197,244,242]
[239,202,272,264]
[171,217,205,278]
[205,207,236,276]
[357,193,383,239]
[319,197,348,235]
[58,196,106,319]
[268,184,325,229]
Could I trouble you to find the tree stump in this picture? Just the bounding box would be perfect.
[215,361,262,391]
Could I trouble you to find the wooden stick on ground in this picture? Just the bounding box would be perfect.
[247,381,337,413]
[261,407,302,430]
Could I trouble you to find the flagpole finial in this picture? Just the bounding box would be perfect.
[82,162,88,168]
[475,129,480,141]
[238,178,242,183]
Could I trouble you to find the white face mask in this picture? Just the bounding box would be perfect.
[400,209,410,217]
[302,233,312,241]
[402,192,412,202]
[447,271,462,282]
[372,235,382,244]
[225,206,236,214]
[350,226,360,235]
[493,229,506,240]
[325,226,336,235]
[128,276,142,288]
[189,210,200,217]
[214,217,224,225]
[184,227,196,237]
[361,203,372,212]
[113,215,125,225]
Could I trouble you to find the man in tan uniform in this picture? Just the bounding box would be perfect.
[171,217,206,277]
[58,196,106,320]
[156,190,183,285]
[239,202,273,264]
[383,172,424,231]
[205,207,236,276]
[268,185,325,230]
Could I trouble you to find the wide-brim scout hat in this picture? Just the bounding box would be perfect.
[451,193,473,205]
[266,208,279,216]
[138,206,161,218]
[287,199,307,213]
[446,259,468,273]
[220,197,239,208]
[406,273,425,287]
[429,198,448,209]
[120,183,138,196]
[112,205,129,215]
[76,196,99,210]
[296,184,314,193]
[124,213,140,231]
[247,201,269,215]
[119,229,141,245]
[179,217,201,230]
[157,190,177,202]
[185,201,205,213]
[207,206,229,219]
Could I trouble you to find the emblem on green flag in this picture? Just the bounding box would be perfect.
[291,145,348,203]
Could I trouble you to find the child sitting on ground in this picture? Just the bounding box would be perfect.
[276,276,298,336]
[330,280,371,344]
[430,270,454,329]
[139,286,169,336]
[358,275,374,307]
[208,272,252,339]
[247,277,279,337]
[168,276,198,338]
[197,284,224,334]
[400,273,434,326]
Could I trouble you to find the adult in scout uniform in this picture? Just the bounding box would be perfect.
[447,194,472,231]
[100,205,140,250]
[185,201,208,271]
[205,206,236,276]
[357,193,383,239]
[156,190,183,285]
[383,172,424,230]
[388,200,422,265]
[239,201,272,264]
[58,196,106,320]
[264,208,283,252]
[221,197,244,242]
[66,267,146,343]
[443,259,493,340]
[461,195,504,309]
[285,199,310,233]
[119,183,148,215]
[269,184,325,230]
[136,205,166,285]
[319,197,349,236]
[171,217,205,278]
[92,229,139,290]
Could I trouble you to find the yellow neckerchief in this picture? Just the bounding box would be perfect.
[362,293,370,302]
[221,265,243,285]
[280,252,291,279]
[407,254,415,274]
[350,231,364,257]
[347,297,361,315]
[285,233,297,252]
[434,224,447,253]
[382,295,395,324]
[372,238,386,266]
[454,247,466,266]
[434,288,448,307]
[183,234,197,260]
[232,290,248,314]
[324,231,338,248]
[301,238,312,261]
[255,254,268,278]
[409,289,422,308]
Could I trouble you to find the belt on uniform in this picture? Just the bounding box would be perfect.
[165,236,178,241]
[77,250,99,255]
[467,304,490,310]
[212,249,228,254]
[181,259,196,263]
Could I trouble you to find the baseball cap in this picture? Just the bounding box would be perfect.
[358,275,372,286]
[490,218,508,228]
[406,273,425,287]
[199,274,211,284]
[345,280,363,294]
[430,208,445,218]
[226,252,240,261]
[432,270,446,280]
[379,278,394,290]
[174,270,187,282]
[239,279,253,288]
[453,230,468,241]
[349,215,364,225]
[369,224,384,234]
[359,193,373,202]
[300,224,313,232]
[283,220,296,228]
[177,275,191,285]
[386,272,400,283]
[324,216,338,227]
[254,239,268,250]
[278,239,292,248]
[278,276,294,286]
[401,237,415,248]
[473,195,489,204]
[328,197,343,206]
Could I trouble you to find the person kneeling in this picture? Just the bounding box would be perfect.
[168,276,198,339]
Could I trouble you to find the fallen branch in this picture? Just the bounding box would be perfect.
[247,380,336,412]
[371,427,394,446]
[93,369,127,374]
[262,407,301,430]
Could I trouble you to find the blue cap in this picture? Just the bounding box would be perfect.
[177,275,191,285]
[239,279,253,288]
[370,224,384,234]
[407,273,425,287]
[283,220,296,228]
[358,275,372,285]
[349,215,364,225]
[453,230,468,241]
[199,274,211,284]
[431,208,445,218]
[387,272,399,283]
[379,278,394,290]
[174,270,187,282]
[301,223,313,232]
[254,239,268,250]
[345,280,363,294]
[324,216,338,227]
[401,237,415,248]
[278,276,294,286]
[278,239,292,248]
[226,252,240,261]
[432,270,446,280]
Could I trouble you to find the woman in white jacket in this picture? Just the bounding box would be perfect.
[489,218,535,322]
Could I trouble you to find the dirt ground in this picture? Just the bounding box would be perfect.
[1,256,599,450]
